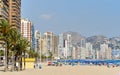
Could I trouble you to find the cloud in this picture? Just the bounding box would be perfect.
[40,14,53,20]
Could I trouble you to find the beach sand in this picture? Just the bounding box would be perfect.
[0,63,120,75]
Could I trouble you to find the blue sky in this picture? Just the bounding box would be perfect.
[21,0,120,37]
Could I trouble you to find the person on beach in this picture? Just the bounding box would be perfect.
[34,64,35,68]
[39,64,42,69]
[16,62,19,71]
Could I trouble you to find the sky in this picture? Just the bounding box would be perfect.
[21,0,120,37]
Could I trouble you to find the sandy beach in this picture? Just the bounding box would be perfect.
[0,63,120,75]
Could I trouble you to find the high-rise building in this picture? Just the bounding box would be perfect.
[0,0,9,20]
[41,37,46,55]
[85,43,93,59]
[21,18,33,47]
[66,34,72,58]
[72,47,78,59]
[31,25,35,49]
[80,47,86,59]
[58,34,64,58]
[112,49,120,59]
[44,32,53,54]
[52,35,58,58]
[63,34,73,59]
[63,39,68,58]
[0,0,21,50]
[34,30,41,53]
[42,32,58,59]
[9,0,21,30]
[0,0,21,30]
[100,43,109,59]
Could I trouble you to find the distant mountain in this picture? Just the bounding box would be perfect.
[109,37,120,49]
[63,31,85,46]
[86,35,108,44]
[86,35,109,49]
[62,31,120,49]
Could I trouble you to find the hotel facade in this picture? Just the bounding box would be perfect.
[21,18,34,48]
[0,0,9,21]
[0,0,21,30]
[9,0,21,30]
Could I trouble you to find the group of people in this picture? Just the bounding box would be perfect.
[34,63,42,69]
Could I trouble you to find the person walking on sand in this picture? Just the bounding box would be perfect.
[34,64,35,68]
[39,64,42,69]
[16,62,19,71]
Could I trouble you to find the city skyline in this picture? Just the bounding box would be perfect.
[22,0,120,37]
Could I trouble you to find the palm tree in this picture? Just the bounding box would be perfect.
[0,20,11,71]
[0,50,4,56]
[46,51,52,60]
[27,50,35,58]
[15,38,30,70]
[7,28,21,71]
[0,19,34,71]
[34,52,40,63]
[0,20,30,71]
[7,27,30,70]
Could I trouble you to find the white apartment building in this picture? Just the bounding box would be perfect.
[44,32,54,57]
[100,43,111,59]
[66,34,72,58]
[58,34,64,58]
[21,18,33,48]
[85,43,93,59]
[34,30,41,53]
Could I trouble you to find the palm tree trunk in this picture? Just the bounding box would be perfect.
[12,51,14,71]
[7,50,9,70]
[20,51,22,70]
[4,43,7,72]
[24,50,26,70]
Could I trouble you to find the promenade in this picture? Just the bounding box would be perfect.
[0,63,120,75]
